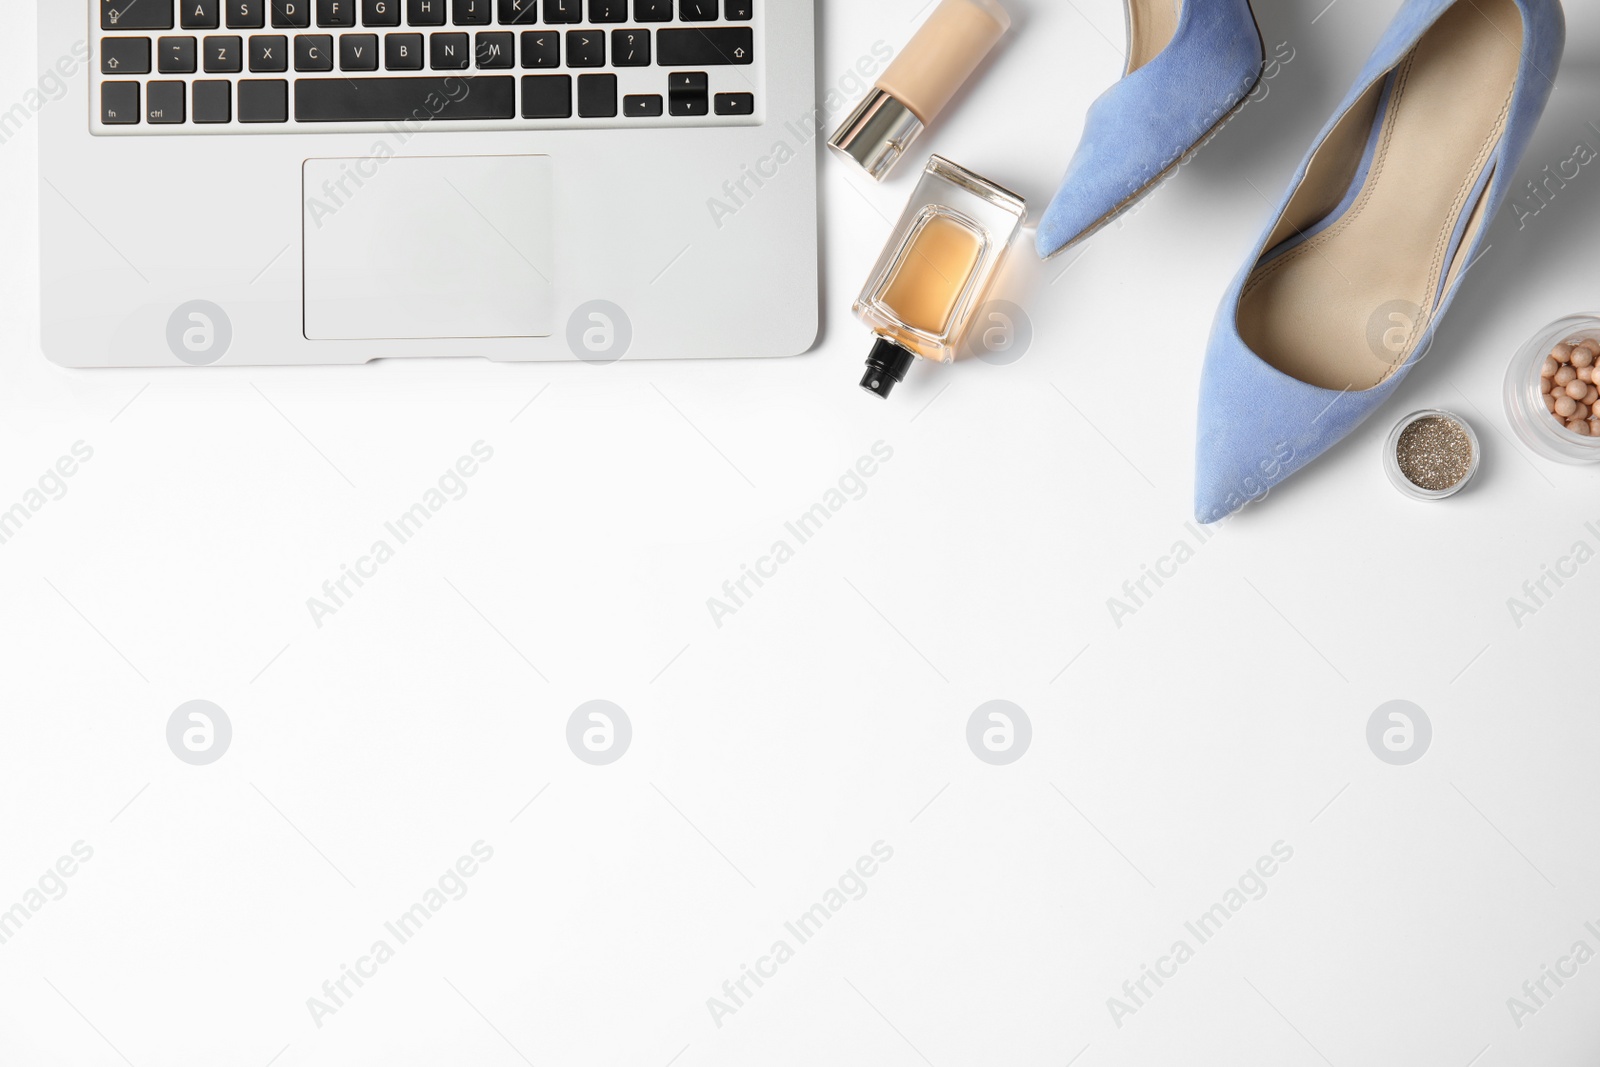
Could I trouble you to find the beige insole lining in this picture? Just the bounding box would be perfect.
[1237,0,1523,392]
[1127,0,1182,74]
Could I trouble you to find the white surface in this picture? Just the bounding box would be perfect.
[4,1,1600,1065]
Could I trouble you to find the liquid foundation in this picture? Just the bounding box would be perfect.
[830,0,1013,181]
[855,156,1027,398]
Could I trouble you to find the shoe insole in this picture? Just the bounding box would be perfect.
[1127,0,1182,74]
[1237,0,1523,392]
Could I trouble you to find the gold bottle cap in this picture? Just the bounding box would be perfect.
[828,89,926,182]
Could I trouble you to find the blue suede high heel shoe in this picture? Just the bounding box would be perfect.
[1035,0,1264,259]
[1194,0,1564,523]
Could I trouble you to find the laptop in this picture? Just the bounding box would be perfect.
[40,0,818,367]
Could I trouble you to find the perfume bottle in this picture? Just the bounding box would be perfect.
[829,0,1012,181]
[854,156,1027,399]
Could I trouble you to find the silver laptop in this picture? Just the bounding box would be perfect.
[40,0,818,367]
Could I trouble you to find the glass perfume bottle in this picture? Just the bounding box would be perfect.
[854,156,1027,399]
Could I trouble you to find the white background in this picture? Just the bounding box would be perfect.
[5,1,1600,1064]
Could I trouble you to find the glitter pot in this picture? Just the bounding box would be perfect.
[1384,410,1480,501]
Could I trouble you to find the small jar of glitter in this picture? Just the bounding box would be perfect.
[1384,410,1481,501]
[1504,314,1600,464]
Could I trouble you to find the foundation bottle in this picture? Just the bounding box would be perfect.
[829,0,1013,181]
[854,156,1027,398]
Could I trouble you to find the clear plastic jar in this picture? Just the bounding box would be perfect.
[1504,314,1600,464]
[1384,410,1481,501]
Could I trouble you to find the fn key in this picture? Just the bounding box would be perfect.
[101,81,140,124]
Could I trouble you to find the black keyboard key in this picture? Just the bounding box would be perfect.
[296,75,515,119]
[520,30,559,67]
[103,0,174,30]
[238,78,288,120]
[431,32,470,68]
[521,74,571,117]
[565,29,604,66]
[204,34,243,70]
[588,0,626,21]
[317,0,355,24]
[499,0,537,23]
[714,91,753,115]
[611,28,648,65]
[340,33,379,68]
[476,32,514,68]
[667,69,705,115]
[100,37,152,75]
[453,0,491,23]
[250,34,288,70]
[295,34,334,68]
[669,96,709,117]
[577,72,616,116]
[147,80,187,122]
[678,0,714,20]
[158,36,198,72]
[272,0,311,26]
[411,0,446,19]
[658,26,751,65]
[362,0,400,25]
[182,0,221,28]
[101,81,141,123]
[227,0,266,27]
[634,0,671,19]
[724,0,750,18]
[385,33,423,68]
[193,79,232,121]
[624,93,661,116]
[543,0,580,23]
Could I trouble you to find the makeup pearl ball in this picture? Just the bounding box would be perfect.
[1539,337,1600,439]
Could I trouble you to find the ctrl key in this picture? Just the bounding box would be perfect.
[147,81,187,124]
[101,81,141,124]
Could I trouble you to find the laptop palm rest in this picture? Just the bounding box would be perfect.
[302,155,556,342]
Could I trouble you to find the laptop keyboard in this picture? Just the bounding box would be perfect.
[93,0,762,132]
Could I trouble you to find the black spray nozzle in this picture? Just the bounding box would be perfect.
[860,338,916,399]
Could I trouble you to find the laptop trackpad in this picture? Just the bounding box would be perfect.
[303,155,556,341]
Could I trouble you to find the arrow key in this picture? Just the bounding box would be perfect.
[668,70,708,116]
[625,93,663,117]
